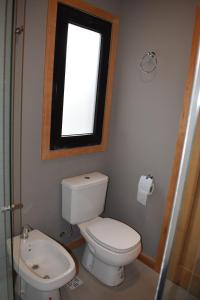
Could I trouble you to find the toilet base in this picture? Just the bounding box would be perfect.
[82,244,124,286]
[15,276,60,300]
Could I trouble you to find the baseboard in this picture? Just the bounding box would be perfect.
[138,252,156,270]
[63,236,85,250]
[62,237,85,274]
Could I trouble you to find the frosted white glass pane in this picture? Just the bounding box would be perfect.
[61,24,101,136]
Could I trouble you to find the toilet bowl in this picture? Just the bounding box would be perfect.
[79,217,141,286]
[61,172,142,286]
[9,230,76,300]
[79,217,141,266]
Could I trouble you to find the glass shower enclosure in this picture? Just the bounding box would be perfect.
[0,0,14,299]
[155,9,200,299]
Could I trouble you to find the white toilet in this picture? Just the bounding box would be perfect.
[61,172,141,286]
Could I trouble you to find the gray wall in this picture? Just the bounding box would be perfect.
[20,0,121,243]
[19,0,200,257]
[105,0,199,257]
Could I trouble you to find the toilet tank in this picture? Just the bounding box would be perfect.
[61,172,108,224]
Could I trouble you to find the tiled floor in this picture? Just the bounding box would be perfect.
[61,258,158,300]
[163,280,199,300]
[61,247,200,300]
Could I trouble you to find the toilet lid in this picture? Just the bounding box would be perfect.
[86,218,141,254]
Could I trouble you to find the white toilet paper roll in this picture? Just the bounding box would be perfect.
[137,175,154,206]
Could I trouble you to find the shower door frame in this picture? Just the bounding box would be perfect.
[0,0,15,299]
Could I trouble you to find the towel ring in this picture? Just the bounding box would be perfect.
[140,51,157,74]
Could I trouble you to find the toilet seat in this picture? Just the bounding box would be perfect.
[86,218,141,254]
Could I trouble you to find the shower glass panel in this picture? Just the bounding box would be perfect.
[0,0,14,299]
[155,34,200,300]
[161,113,200,300]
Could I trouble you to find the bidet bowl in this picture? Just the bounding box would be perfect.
[10,230,75,291]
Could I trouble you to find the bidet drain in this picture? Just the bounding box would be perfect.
[32,264,39,270]
[43,275,50,279]
[65,276,83,290]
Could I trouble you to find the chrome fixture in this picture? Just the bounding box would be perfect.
[21,224,33,240]
[1,203,23,213]
[15,26,24,35]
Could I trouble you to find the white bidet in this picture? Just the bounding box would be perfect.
[9,230,75,300]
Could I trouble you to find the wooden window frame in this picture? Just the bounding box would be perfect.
[41,0,119,160]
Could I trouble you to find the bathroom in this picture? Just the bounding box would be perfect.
[1,0,200,299]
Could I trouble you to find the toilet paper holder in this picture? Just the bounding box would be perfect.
[146,174,154,180]
[146,174,155,194]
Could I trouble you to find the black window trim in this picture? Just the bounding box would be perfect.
[50,3,112,150]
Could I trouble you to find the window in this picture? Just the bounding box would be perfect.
[42,0,119,159]
[61,24,101,137]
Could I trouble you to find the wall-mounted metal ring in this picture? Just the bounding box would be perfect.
[140,51,157,74]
